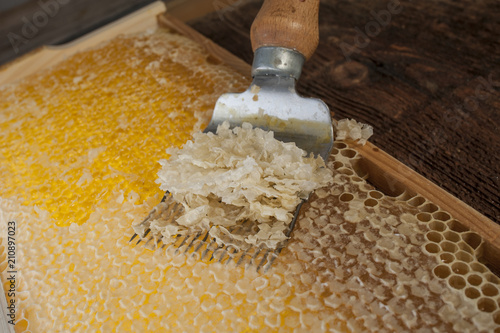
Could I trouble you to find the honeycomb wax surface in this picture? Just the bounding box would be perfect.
[0,28,248,227]
[0,28,499,333]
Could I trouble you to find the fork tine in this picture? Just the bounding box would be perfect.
[249,248,262,267]
[256,249,271,273]
[144,236,154,247]
[236,248,250,267]
[225,247,238,265]
[132,194,308,272]
[130,227,150,245]
[174,234,190,254]
[201,239,217,260]
[265,246,283,271]
[263,250,280,273]
[160,191,169,202]
[184,232,202,254]
[285,199,305,237]
[209,244,224,262]
[135,236,144,245]
[217,248,229,263]
[193,231,210,255]
[129,233,139,243]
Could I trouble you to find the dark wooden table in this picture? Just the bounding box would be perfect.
[0,0,157,65]
[1,0,498,224]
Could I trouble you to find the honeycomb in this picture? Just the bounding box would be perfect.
[0,28,499,332]
[0,28,248,227]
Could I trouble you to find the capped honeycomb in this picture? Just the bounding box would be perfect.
[0,28,248,227]
[0,28,499,333]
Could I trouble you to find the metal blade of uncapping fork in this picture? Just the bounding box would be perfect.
[131,0,333,271]
[205,46,333,161]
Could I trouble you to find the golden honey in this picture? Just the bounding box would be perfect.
[0,28,499,333]
[0,29,248,227]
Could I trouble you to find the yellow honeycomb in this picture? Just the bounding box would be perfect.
[0,28,248,227]
[0,28,499,333]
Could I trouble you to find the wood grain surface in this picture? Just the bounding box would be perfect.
[187,0,500,224]
[250,0,320,59]
[0,0,241,66]
[0,0,157,66]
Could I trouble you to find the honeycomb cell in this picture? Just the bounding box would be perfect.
[334,142,347,149]
[478,297,498,313]
[485,273,500,285]
[434,265,452,279]
[408,196,426,207]
[364,198,378,207]
[439,252,455,264]
[457,241,475,255]
[420,203,439,213]
[461,232,483,251]
[426,231,443,243]
[416,212,432,223]
[482,283,500,297]
[351,176,364,183]
[337,168,355,176]
[340,148,357,158]
[468,274,484,286]
[470,263,489,273]
[451,262,469,275]
[332,161,343,170]
[454,250,473,263]
[368,190,383,199]
[443,230,461,243]
[447,220,469,233]
[425,243,441,254]
[433,211,452,222]
[16,318,29,331]
[397,191,416,201]
[440,241,458,253]
[339,193,354,202]
[494,310,500,324]
[448,275,467,290]
[429,221,447,232]
[465,287,481,299]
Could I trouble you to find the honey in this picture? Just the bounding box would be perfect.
[0,28,499,332]
[0,29,248,227]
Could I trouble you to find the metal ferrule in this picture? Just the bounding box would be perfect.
[251,47,305,80]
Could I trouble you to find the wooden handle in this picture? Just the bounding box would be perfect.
[250,0,320,60]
